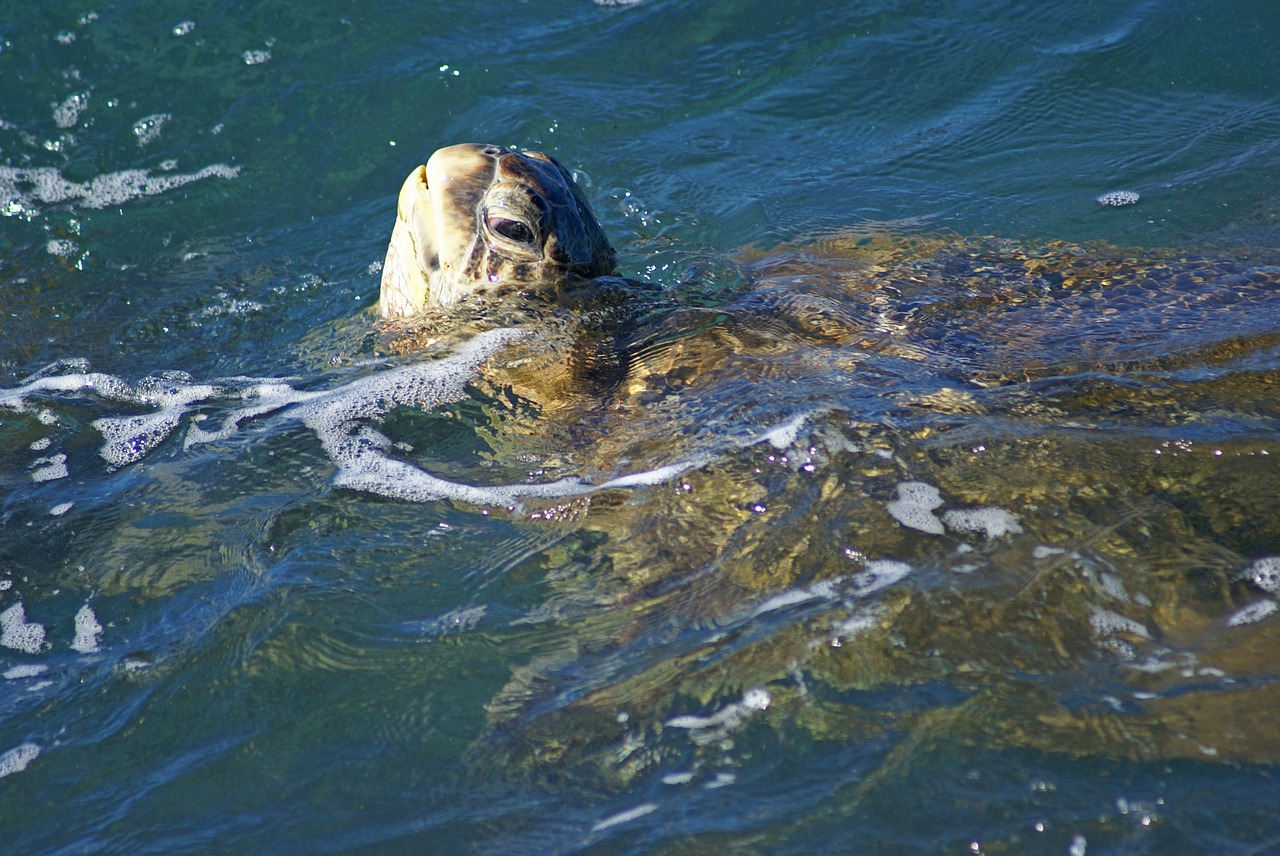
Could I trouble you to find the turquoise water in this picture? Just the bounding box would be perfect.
[4,1,1280,853]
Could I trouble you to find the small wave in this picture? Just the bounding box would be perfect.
[0,162,238,216]
[3,329,818,509]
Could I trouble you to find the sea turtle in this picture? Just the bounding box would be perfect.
[377,143,1280,423]
[380,143,617,316]
[374,143,1280,788]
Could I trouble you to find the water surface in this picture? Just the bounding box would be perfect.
[4,1,1280,853]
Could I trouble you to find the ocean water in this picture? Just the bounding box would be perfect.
[4,1,1280,853]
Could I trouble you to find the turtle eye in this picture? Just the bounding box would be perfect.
[487,215,536,244]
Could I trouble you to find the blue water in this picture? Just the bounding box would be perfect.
[4,1,1280,853]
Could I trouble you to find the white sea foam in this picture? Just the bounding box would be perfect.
[200,297,265,318]
[132,113,170,147]
[592,802,658,832]
[831,603,887,638]
[71,604,103,653]
[1227,599,1277,627]
[667,687,770,742]
[52,91,90,129]
[941,506,1023,539]
[748,558,912,624]
[0,371,136,411]
[2,326,819,507]
[45,238,78,257]
[182,381,298,448]
[762,411,808,450]
[592,460,699,489]
[30,453,68,483]
[0,743,40,779]
[1089,607,1150,640]
[0,163,239,214]
[1245,556,1280,593]
[4,664,48,680]
[856,559,914,595]
[424,605,487,635]
[0,603,46,653]
[93,381,218,467]
[50,502,74,516]
[886,481,945,534]
[1095,190,1140,207]
[1094,570,1130,603]
[748,587,821,618]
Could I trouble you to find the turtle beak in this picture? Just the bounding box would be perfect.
[379,165,436,319]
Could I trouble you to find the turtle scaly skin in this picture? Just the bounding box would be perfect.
[380,144,615,316]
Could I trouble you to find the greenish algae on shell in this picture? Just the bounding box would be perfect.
[376,144,1280,790]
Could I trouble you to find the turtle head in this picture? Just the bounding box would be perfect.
[379,143,617,318]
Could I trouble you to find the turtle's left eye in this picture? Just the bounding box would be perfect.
[487,215,536,244]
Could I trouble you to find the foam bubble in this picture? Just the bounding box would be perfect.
[592,803,658,832]
[52,91,89,129]
[748,561,911,621]
[886,481,945,534]
[857,559,914,594]
[1245,556,1280,593]
[46,238,79,257]
[0,743,40,779]
[3,368,221,470]
[0,603,46,653]
[3,664,48,680]
[132,113,170,147]
[594,460,704,490]
[1227,599,1277,627]
[243,49,271,65]
[1094,570,1130,603]
[667,687,770,740]
[0,162,238,214]
[182,380,298,448]
[50,502,74,516]
[1096,190,1140,207]
[286,328,670,506]
[199,297,265,318]
[30,453,68,483]
[762,412,808,450]
[71,604,103,653]
[93,383,217,466]
[4,328,823,507]
[832,602,887,638]
[0,371,135,412]
[290,330,584,504]
[941,507,1023,539]
[1089,607,1150,639]
[748,588,821,618]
